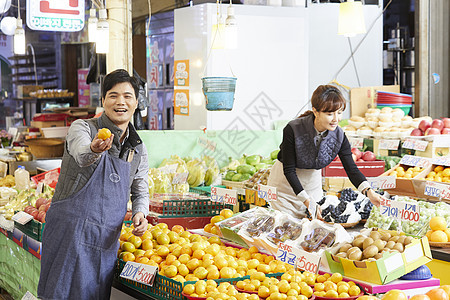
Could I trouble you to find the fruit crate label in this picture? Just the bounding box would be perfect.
[380,200,420,222]
[257,184,277,202]
[348,137,364,149]
[12,211,33,225]
[400,155,430,168]
[379,139,400,150]
[402,139,429,151]
[120,262,158,286]
[432,157,450,167]
[172,172,188,184]
[424,181,449,200]
[211,186,237,205]
[368,176,396,190]
[276,242,320,274]
[159,164,178,174]
[197,137,216,152]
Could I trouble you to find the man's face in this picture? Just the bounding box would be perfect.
[102,82,137,127]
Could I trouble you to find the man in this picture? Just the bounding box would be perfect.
[38,69,149,299]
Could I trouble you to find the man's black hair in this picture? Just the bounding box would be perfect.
[102,69,140,99]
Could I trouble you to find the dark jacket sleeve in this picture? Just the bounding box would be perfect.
[279,124,304,195]
[338,134,367,188]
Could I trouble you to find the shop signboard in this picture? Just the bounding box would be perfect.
[26,0,85,32]
[276,242,320,274]
[77,69,90,107]
[174,89,189,116]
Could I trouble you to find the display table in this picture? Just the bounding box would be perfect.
[428,248,450,285]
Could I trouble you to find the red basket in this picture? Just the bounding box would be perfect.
[32,113,68,122]
[31,167,61,188]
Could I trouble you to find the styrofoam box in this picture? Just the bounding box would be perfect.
[41,127,69,139]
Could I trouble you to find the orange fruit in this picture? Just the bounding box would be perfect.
[98,128,111,140]
[381,290,407,300]
[426,230,433,240]
[430,217,448,231]
[357,296,379,300]
[440,285,450,296]
[409,295,431,300]
[220,208,234,219]
[171,225,184,234]
[204,223,214,233]
[210,215,225,224]
[330,272,343,283]
[127,235,142,249]
[444,229,450,241]
[122,252,135,262]
[348,285,361,296]
[121,241,136,253]
[426,288,449,300]
[430,230,449,243]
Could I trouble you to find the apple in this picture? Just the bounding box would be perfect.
[352,154,358,162]
[24,205,35,214]
[37,211,46,223]
[42,203,51,212]
[442,118,450,128]
[30,210,39,219]
[431,119,444,131]
[362,151,377,161]
[35,198,45,209]
[38,204,47,212]
[410,128,423,136]
[419,120,432,133]
[357,159,364,162]
[425,128,441,135]
[351,147,362,160]
[442,128,450,134]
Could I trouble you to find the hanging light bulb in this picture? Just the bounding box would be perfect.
[96,8,109,53]
[14,18,25,55]
[88,8,98,43]
[0,0,11,14]
[338,0,366,37]
[1,16,17,35]
[224,5,237,49]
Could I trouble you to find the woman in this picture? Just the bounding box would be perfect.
[268,85,382,220]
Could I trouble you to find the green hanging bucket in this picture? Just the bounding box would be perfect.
[202,77,237,111]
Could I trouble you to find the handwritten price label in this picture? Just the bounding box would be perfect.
[400,155,431,168]
[348,137,364,149]
[120,262,158,286]
[257,184,277,202]
[432,157,450,167]
[381,200,420,222]
[368,176,396,190]
[211,186,237,205]
[276,242,320,274]
[441,185,450,200]
[172,172,188,185]
[424,181,448,199]
[379,139,400,150]
[402,139,429,151]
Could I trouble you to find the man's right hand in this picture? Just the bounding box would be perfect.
[90,132,114,153]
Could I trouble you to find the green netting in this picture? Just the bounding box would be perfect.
[0,234,40,299]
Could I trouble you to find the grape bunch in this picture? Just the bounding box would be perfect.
[339,188,359,202]
[360,201,373,220]
[333,214,349,224]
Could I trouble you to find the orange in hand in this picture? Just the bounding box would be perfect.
[98,128,111,140]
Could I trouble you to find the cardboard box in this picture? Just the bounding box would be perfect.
[379,163,431,198]
[322,160,385,177]
[323,177,354,193]
[414,135,450,158]
[412,164,450,201]
[350,85,400,117]
[30,120,66,128]
[326,236,432,285]
[17,85,43,99]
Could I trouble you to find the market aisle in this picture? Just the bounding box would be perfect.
[111,287,137,300]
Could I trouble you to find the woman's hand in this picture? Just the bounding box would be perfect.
[90,132,114,153]
[304,199,323,220]
[367,188,382,207]
[132,212,148,236]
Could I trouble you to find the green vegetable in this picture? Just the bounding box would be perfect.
[270,150,280,160]
[245,154,261,166]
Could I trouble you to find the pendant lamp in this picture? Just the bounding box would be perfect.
[338,0,366,37]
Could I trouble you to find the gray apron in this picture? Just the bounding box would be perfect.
[268,160,322,219]
[37,151,130,299]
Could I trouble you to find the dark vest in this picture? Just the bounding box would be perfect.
[289,114,344,170]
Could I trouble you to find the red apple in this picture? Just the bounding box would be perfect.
[419,120,432,133]
[24,205,35,214]
[30,210,39,219]
[351,147,362,160]
[35,198,45,209]
[357,159,364,162]
[37,211,46,223]
[38,204,47,212]
[443,118,450,128]
[431,119,444,131]
[352,154,358,162]
[43,203,51,212]
[425,128,441,135]
[362,151,377,161]
[442,128,450,134]
[410,128,423,136]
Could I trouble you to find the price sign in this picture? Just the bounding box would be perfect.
[368,176,396,190]
[172,172,188,184]
[12,211,33,225]
[257,184,277,202]
[424,181,446,198]
[402,139,429,151]
[349,137,364,149]
[441,185,450,200]
[432,157,450,167]
[400,155,431,168]
[379,197,391,207]
[276,242,320,274]
[211,186,237,205]
[120,262,158,286]
[379,139,400,150]
[198,137,217,152]
[381,200,420,222]
[159,164,178,174]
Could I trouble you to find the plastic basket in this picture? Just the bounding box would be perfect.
[202,77,237,111]
[376,104,411,115]
[159,199,233,218]
[31,167,61,188]
[14,218,45,242]
[189,185,225,196]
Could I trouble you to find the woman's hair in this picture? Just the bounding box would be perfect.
[298,85,346,118]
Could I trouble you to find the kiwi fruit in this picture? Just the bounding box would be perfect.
[336,252,347,258]
[374,252,383,260]
[348,250,363,261]
[397,236,406,244]
[363,245,378,259]
[373,239,386,251]
[394,242,404,253]
[339,243,352,253]
[380,232,391,241]
[355,234,365,240]
[388,236,400,243]
[352,237,365,249]
[369,231,381,241]
[404,236,414,245]
[385,241,396,249]
[363,237,374,250]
